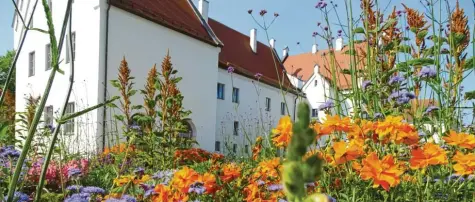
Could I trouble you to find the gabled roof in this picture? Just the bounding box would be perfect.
[109,0,222,47]
[284,43,366,90]
[208,19,295,92]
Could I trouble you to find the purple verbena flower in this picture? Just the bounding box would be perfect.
[362,80,373,90]
[254,73,263,79]
[227,66,235,73]
[418,67,436,79]
[388,75,405,85]
[388,90,415,105]
[134,167,145,176]
[0,145,20,159]
[318,100,334,111]
[424,105,439,115]
[257,180,265,186]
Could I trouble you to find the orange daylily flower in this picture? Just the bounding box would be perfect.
[322,115,354,133]
[409,143,448,169]
[452,152,475,175]
[348,119,374,140]
[221,163,242,183]
[252,136,263,160]
[443,130,475,149]
[201,172,218,194]
[153,184,172,202]
[272,116,293,148]
[360,152,404,191]
[170,166,199,193]
[333,140,364,165]
[374,116,418,145]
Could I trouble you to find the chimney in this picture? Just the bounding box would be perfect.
[282,46,289,58]
[269,38,276,49]
[250,28,257,53]
[312,44,318,54]
[335,37,343,51]
[198,0,209,22]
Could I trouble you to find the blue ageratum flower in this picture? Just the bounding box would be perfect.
[188,182,206,194]
[68,168,82,178]
[152,169,175,185]
[64,193,90,202]
[3,192,29,202]
[362,80,373,90]
[318,100,334,111]
[0,145,20,159]
[388,75,405,85]
[66,185,83,193]
[81,186,105,195]
[104,195,136,202]
[373,113,384,119]
[267,184,284,191]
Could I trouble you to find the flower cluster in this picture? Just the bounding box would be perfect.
[174,148,224,165]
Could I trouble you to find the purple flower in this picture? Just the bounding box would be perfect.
[254,73,263,79]
[227,66,235,73]
[324,26,329,31]
[257,180,266,186]
[259,10,267,16]
[304,182,316,187]
[81,186,105,195]
[4,192,29,202]
[248,9,253,14]
[337,30,342,34]
[424,105,439,115]
[0,145,20,159]
[105,195,136,202]
[418,67,436,79]
[64,193,90,202]
[134,167,145,176]
[66,185,83,193]
[373,113,383,119]
[68,168,82,178]
[317,22,321,26]
[388,90,415,105]
[318,100,334,111]
[188,182,206,194]
[362,80,373,90]
[267,184,284,191]
[388,75,405,85]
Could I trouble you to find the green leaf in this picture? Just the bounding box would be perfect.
[131,105,143,110]
[114,115,125,121]
[465,90,475,100]
[463,57,474,70]
[409,58,435,66]
[354,27,365,34]
[417,30,429,41]
[398,45,412,53]
[379,18,397,32]
[110,80,120,88]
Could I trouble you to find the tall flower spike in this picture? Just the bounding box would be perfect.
[118,57,133,128]
[402,4,428,47]
[144,64,158,129]
[449,0,470,55]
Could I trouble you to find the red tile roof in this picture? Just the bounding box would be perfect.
[109,0,220,47]
[284,43,366,90]
[208,19,294,92]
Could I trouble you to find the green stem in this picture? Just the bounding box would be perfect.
[6,0,70,200]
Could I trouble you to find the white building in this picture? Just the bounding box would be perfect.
[283,41,365,122]
[13,0,301,154]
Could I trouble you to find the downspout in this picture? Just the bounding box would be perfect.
[293,95,298,121]
[102,1,111,151]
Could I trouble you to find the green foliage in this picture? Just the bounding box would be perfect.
[283,103,322,202]
[0,50,15,92]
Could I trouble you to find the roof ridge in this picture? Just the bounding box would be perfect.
[209,18,272,48]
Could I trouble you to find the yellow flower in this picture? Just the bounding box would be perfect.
[272,116,293,148]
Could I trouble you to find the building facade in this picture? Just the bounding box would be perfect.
[13,0,300,154]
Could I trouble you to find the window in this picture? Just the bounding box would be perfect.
[265,97,271,111]
[45,44,52,70]
[232,87,239,103]
[233,121,239,136]
[64,102,75,135]
[233,144,237,153]
[280,102,286,115]
[29,51,35,77]
[244,145,249,154]
[314,80,318,87]
[215,141,221,152]
[44,105,54,126]
[217,83,224,99]
[312,109,319,117]
[71,32,75,60]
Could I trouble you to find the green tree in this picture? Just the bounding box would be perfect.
[0,50,15,92]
